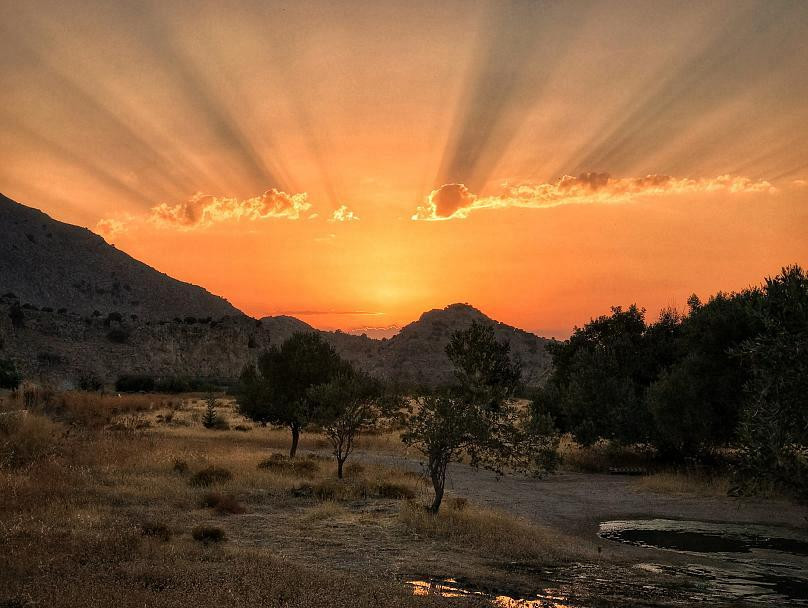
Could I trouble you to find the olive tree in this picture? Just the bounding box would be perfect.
[237,332,344,457]
[309,369,383,478]
[403,321,558,512]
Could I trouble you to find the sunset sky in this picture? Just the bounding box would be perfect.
[1,0,806,337]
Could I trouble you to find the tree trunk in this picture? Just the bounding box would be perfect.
[429,455,446,513]
[430,476,444,513]
[337,458,345,479]
[289,425,300,459]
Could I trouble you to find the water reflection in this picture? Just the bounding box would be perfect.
[406,578,573,607]
[601,519,808,605]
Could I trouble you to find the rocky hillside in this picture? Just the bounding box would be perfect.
[2,300,551,389]
[0,195,551,387]
[323,304,552,387]
[0,193,240,320]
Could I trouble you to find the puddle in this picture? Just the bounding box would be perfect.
[406,578,574,607]
[601,519,808,605]
[599,519,808,555]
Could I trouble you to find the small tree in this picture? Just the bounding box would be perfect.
[0,359,22,391]
[309,369,382,478]
[202,393,219,429]
[403,321,557,512]
[237,332,345,457]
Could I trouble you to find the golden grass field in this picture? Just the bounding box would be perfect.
[1,390,603,608]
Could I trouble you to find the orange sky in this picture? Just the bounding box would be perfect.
[1,0,807,337]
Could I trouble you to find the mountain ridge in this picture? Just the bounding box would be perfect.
[1,195,552,387]
[0,193,241,320]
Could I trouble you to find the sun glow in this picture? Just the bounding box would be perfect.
[1,0,806,335]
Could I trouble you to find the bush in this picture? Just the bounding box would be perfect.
[0,359,22,390]
[172,458,189,474]
[189,466,232,487]
[257,454,319,477]
[291,477,415,501]
[0,411,61,468]
[140,521,172,542]
[200,492,246,514]
[191,525,226,544]
[77,373,103,392]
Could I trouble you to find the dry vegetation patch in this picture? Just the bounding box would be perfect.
[635,469,732,497]
[399,499,594,563]
[0,390,591,608]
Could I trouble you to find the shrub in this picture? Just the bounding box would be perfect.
[201,394,225,429]
[0,411,61,468]
[77,373,103,392]
[446,496,468,511]
[200,492,246,515]
[189,466,232,487]
[0,359,22,390]
[257,454,319,477]
[172,458,189,474]
[191,525,226,544]
[373,481,416,499]
[140,521,172,542]
[233,424,251,432]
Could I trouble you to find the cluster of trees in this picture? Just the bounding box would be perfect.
[237,323,557,510]
[533,266,808,495]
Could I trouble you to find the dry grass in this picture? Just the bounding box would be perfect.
[399,498,594,563]
[0,409,63,468]
[301,500,349,523]
[0,390,489,608]
[559,436,651,473]
[635,469,732,497]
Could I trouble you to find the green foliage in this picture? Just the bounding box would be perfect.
[308,369,383,477]
[403,321,556,512]
[541,265,808,488]
[446,321,521,408]
[237,332,347,457]
[542,305,657,446]
[736,266,808,497]
[0,359,22,390]
[201,393,220,429]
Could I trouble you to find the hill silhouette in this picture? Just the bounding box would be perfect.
[0,193,240,320]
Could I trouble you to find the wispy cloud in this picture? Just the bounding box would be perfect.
[328,204,360,222]
[412,173,775,221]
